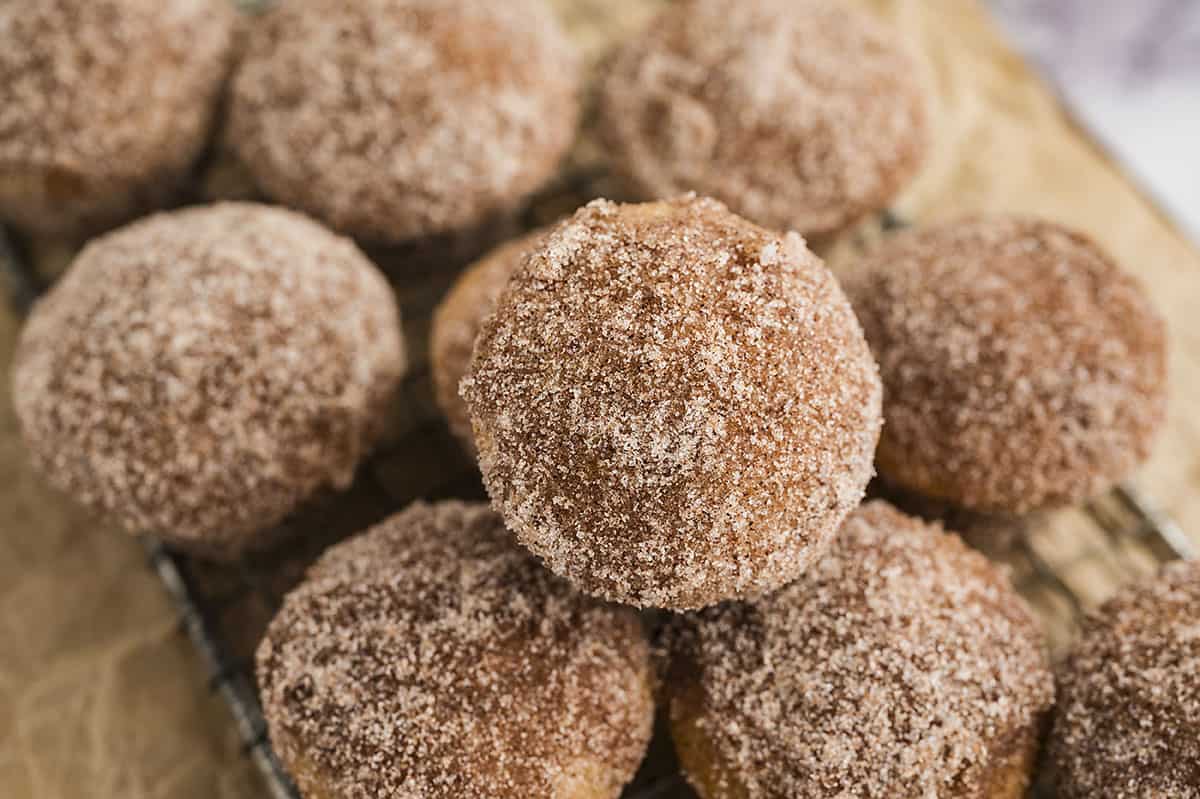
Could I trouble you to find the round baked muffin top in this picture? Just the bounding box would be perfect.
[667,500,1054,798]
[848,215,1167,514]
[600,0,927,237]
[1052,559,1200,799]
[12,203,405,556]
[464,195,881,609]
[229,0,581,242]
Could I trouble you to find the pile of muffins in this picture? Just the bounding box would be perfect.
[5,1,1193,798]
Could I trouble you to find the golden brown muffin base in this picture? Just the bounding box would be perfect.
[875,437,984,514]
[430,230,545,452]
[0,164,192,238]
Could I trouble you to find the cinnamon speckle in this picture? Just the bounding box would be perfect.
[1051,559,1200,799]
[667,500,1054,798]
[228,0,581,243]
[599,0,927,238]
[11,203,405,556]
[462,196,881,609]
[847,216,1168,514]
[257,500,655,799]
[0,0,236,235]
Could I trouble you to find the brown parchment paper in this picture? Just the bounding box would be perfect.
[2,0,1199,796]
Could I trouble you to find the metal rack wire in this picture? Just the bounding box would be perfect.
[2,206,1193,798]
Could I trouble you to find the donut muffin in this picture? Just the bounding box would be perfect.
[600,0,927,239]
[1051,559,1200,799]
[229,0,581,244]
[848,216,1168,514]
[666,500,1055,799]
[0,0,236,236]
[12,203,405,557]
[462,196,882,609]
[257,500,655,799]
[430,229,545,452]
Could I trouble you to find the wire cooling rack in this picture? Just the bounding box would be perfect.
[2,195,1194,798]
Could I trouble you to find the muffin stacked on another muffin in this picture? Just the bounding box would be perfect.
[462,195,883,609]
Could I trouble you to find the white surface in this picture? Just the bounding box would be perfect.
[989,0,1200,243]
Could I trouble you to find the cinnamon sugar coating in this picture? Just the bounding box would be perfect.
[666,500,1055,798]
[1051,559,1200,799]
[11,203,405,557]
[462,196,882,609]
[848,216,1168,514]
[0,0,236,236]
[599,0,927,239]
[257,501,655,799]
[229,0,581,243]
[431,230,546,453]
